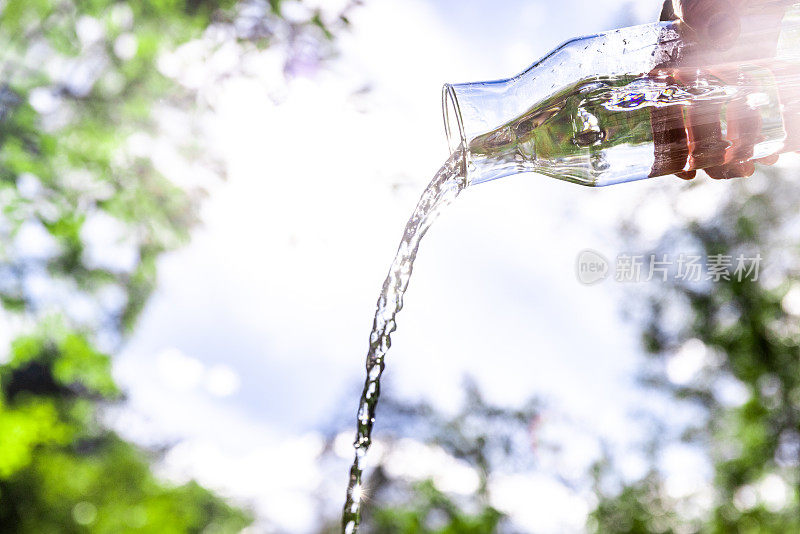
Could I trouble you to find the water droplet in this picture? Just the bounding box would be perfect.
[340,148,468,531]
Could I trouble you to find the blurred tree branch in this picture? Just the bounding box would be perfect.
[0,0,354,531]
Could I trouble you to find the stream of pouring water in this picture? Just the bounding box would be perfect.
[341,147,467,533]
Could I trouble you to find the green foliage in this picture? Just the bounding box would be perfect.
[6,329,118,398]
[316,380,542,532]
[0,399,70,479]
[0,0,353,530]
[371,481,503,534]
[0,0,207,334]
[377,378,542,498]
[4,440,251,534]
[589,462,684,534]
[587,171,800,532]
[0,326,251,532]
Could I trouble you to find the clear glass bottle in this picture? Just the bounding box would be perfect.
[443,4,800,187]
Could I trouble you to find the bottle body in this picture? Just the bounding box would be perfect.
[443,11,800,187]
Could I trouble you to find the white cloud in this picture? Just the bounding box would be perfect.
[13,219,59,259]
[491,472,588,533]
[661,443,710,499]
[114,33,138,61]
[759,473,789,512]
[156,347,205,391]
[204,364,241,397]
[81,211,139,273]
[666,338,707,385]
[782,284,800,315]
[112,0,670,529]
[381,438,481,495]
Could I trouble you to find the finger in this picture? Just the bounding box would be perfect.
[755,153,779,165]
[648,70,693,177]
[704,160,755,178]
[650,105,691,176]
[684,99,728,169]
[706,100,758,178]
[704,93,761,178]
[724,94,760,163]
[660,0,678,21]
[675,0,741,49]
[772,61,800,152]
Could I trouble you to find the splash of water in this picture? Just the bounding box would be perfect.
[341,148,467,533]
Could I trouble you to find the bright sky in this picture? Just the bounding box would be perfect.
[104,0,722,531]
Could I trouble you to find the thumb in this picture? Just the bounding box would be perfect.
[673,0,741,49]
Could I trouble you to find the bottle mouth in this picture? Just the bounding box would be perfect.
[442,83,467,157]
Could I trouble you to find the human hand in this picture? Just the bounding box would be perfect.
[650,0,796,180]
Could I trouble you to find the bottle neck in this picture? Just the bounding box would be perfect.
[442,21,682,186]
[443,78,536,185]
